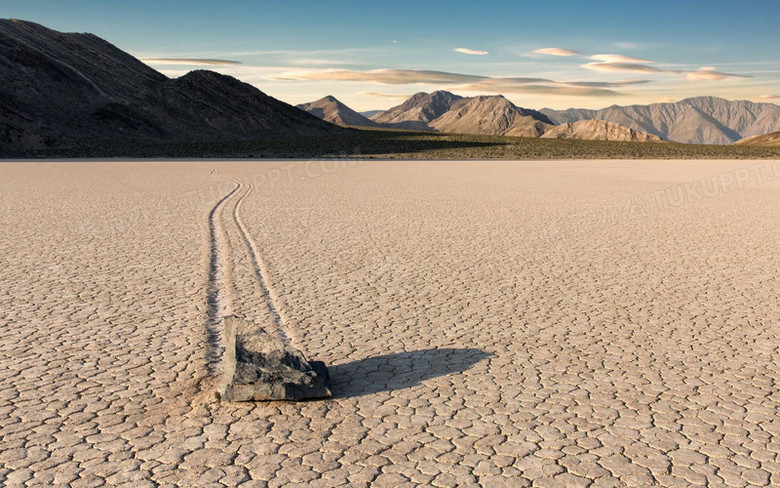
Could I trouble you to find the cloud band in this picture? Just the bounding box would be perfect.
[141,58,242,66]
[455,48,489,55]
[273,68,643,97]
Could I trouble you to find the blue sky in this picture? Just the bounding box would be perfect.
[5,0,780,110]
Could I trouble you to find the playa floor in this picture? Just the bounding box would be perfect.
[1,159,779,487]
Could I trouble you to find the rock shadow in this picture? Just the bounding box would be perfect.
[328,347,492,398]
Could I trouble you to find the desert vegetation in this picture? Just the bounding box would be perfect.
[13,129,780,160]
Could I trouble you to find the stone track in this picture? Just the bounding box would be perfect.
[206,180,239,372]
[230,181,296,347]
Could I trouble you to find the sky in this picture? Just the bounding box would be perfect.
[5,0,780,111]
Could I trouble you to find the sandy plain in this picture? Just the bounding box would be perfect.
[1,159,779,487]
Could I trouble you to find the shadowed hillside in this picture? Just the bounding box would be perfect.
[0,19,340,154]
[10,128,779,160]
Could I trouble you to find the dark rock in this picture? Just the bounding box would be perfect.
[219,316,331,402]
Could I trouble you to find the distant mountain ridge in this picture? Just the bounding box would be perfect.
[297,96,378,127]
[732,131,780,147]
[369,90,556,136]
[542,97,780,145]
[367,91,659,141]
[0,19,339,155]
[540,120,663,142]
[359,110,384,118]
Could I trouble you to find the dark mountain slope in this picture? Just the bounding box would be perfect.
[0,19,339,155]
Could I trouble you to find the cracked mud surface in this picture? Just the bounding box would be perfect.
[1,160,779,487]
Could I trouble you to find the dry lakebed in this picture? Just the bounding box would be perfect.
[1,159,779,487]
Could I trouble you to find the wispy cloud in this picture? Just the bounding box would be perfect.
[455,81,621,97]
[141,58,242,66]
[583,58,749,81]
[685,67,751,80]
[589,54,652,64]
[455,48,489,55]
[757,93,780,100]
[529,47,752,83]
[136,47,373,60]
[565,79,651,87]
[274,69,487,84]
[288,58,357,66]
[273,68,635,97]
[533,48,582,57]
[612,41,642,50]
[582,61,666,74]
[230,48,371,57]
[358,91,412,99]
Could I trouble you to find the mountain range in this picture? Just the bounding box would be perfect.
[368,91,556,136]
[541,98,780,145]
[300,91,660,142]
[302,91,780,145]
[0,19,339,155]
